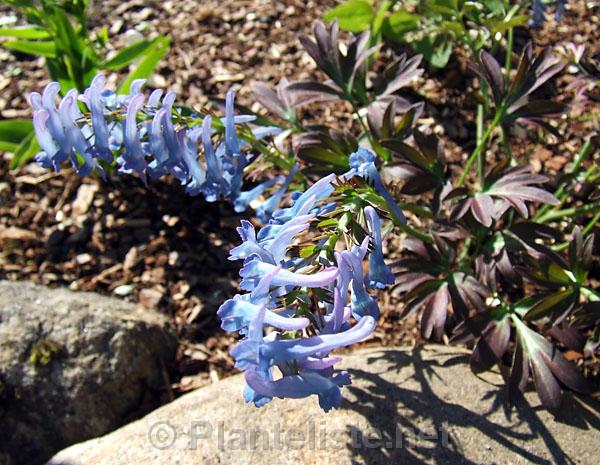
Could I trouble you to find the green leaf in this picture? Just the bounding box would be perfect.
[371,0,392,38]
[381,9,419,42]
[547,262,573,284]
[299,245,318,258]
[524,289,576,321]
[2,40,56,58]
[323,0,374,33]
[102,39,156,70]
[431,40,453,68]
[0,120,34,152]
[9,130,40,169]
[485,15,528,35]
[415,35,453,68]
[117,36,170,94]
[481,0,505,14]
[297,146,348,171]
[0,26,50,39]
[317,218,339,229]
[511,295,542,317]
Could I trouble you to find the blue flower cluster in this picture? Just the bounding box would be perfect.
[218,149,399,411]
[30,74,282,213]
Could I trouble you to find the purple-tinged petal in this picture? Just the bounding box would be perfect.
[264,214,313,264]
[272,173,337,223]
[147,108,170,177]
[58,95,96,176]
[296,356,342,371]
[129,79,146,96]
[259,315,375,364]
[245,370,351,412]
[32,110,63,170]
[239,259,338,291]
[88,74,113,163]
[180,128,206,195]
[200,116,225,202]
[119,93,147,182]
[229,220,273,263]
[148,89,163,107]
[340,247,380,320]
[29,92,42,111]
[218,300,310,333]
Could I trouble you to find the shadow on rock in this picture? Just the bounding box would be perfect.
[343,348,598,465]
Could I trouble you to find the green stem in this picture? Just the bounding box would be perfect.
[537,202,599,223]
[574,112,600,122]
[458,110,503,187]
[458,236,473,267]
[583,210,600,235]
[395,221,431,243]
[534,138,594,220]
[504,27,514,76]
[398,202,434,219]
[346,93,375,151]
[588,167,600,182]
[476,104,484,181]
[501,125,515,163]
[581,287,600,302]
[382,198,432,243]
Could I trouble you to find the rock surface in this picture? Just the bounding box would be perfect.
[0,281,177,465]
[47,346,600,465]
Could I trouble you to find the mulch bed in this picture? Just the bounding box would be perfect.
[0,1,598,394]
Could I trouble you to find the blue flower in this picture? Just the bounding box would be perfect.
[29,74,284,218]
[271,173,338,223]
[350,147,406,223]
[255,164,299,222]
[222,89,245,197]
[32,110,62,171]
[231,303,375,410]
[146,108,171,178]
[364,206,395,289]
[83,74,113,163]
[229,214,314,265]
[221,153,404,410]
[239,258,338,291]
[200,116,226,202]
[118,93,148,183]
[218,265,311,334]
[339,237,381,320]
[232,177,284,213]
[244,369,351,412]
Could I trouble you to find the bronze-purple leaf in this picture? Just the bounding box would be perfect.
[512,316,591,412]
[470,316,511,373]
[421,282,449,340]
[480,50,505,104]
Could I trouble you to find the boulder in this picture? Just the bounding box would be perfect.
[0,281,177,465]
[46,346,600,465]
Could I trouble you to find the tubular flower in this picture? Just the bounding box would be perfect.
[220,159,402,411]
[349,148,406,223]
[29,74,284,217]
[364,206,395,289]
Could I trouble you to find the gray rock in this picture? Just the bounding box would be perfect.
[46,346,600,465]
[0,281,177,465]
